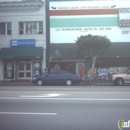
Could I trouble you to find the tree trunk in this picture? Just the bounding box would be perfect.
[89,55,97,84]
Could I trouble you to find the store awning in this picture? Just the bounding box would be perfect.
[50,43,130,60]
[0,47,43,60]
[99,43,130,59]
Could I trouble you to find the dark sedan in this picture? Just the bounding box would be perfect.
[32,70,81,86]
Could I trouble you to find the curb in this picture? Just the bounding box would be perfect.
[0,81,113,86]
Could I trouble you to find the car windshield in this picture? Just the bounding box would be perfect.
[124,69,130,74]
[126,70,130,74]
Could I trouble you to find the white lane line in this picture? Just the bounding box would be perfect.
[20,93,66,98]
[37,88,81,90]
[0,112,57,115]
[0,97,130,101]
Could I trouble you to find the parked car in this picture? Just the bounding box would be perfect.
[111,69,130,86]
[32,70,81,86]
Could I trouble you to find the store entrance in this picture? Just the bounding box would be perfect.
[17,61,32,80]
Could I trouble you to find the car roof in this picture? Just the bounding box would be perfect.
[50,70,71,73]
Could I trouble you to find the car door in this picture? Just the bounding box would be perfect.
[51,71,63,84]
[124,70,130,83]
[43,71,58,85]
[58,71,69,84]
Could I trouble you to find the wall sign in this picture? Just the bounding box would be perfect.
[10,39,35,47]
[49,1,130,43]
[118,8,130,27]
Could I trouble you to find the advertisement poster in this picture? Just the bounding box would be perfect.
[76,63,85,78]
[76,66,128,81]
[97,67,128,81]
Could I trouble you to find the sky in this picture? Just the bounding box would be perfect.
[1,0,23,1]
[0,0,43,2]
[0,0,130,1]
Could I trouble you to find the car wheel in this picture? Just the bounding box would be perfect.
[65,79,72,86]
[116,78,124,86]
[37,80,43,86]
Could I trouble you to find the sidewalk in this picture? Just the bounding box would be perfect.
[0,80,113,86]
[0,80,34,86]
[85,81,113,86]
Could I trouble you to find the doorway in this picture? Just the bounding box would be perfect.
[17,61,32,80]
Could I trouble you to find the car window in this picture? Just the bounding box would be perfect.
[59,71,70,75]
[49,71,58,76]
[49,71,60,76]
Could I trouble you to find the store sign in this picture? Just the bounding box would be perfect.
[118,8,130,27]
[10,39,35,47]
[49,1,130,43]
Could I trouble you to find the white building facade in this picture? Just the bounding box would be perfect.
[0,0,46,81]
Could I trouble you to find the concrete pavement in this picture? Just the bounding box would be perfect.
[0,86,129,130]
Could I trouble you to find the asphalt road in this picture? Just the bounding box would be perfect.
[0,85,130,130]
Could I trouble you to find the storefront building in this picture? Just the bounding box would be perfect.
[0,0,46,81]
[46,0,130,81]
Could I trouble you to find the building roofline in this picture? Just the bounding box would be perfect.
[0,1,44,12]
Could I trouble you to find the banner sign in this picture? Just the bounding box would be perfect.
[10,39,35,47]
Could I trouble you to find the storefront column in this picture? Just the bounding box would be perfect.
[14,60,16,80]
[42,49,46,73]
[0,60,4,81]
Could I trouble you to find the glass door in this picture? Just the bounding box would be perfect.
[18,62,32,80]
[26,63,31,78]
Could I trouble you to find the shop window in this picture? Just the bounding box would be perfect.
[4,62,14,79]
[33,61,41,76]
[0,22,12,35]
[19,21,43,35]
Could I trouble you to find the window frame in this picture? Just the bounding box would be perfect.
[19,21,43,35]
[0,22,12,35]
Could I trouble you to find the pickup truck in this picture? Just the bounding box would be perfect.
[111,70,130,86]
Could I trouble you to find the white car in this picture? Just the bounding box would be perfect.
[111,70,130,86]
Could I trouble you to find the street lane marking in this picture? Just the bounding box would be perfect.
[37,88,81,90]
[0,112,57,115]
[1,91,130,94]
[0,97,130,101]
[20,93,66,98]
